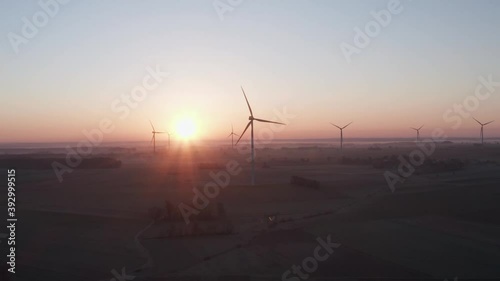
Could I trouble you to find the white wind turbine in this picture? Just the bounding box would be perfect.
[330,122,352,151]
[236,87,285,185]
[411,125,424,142]
[149,120,165,153]
[228,124,239,149]
[473,117,494,145]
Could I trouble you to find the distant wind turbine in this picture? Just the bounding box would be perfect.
[330,122,352,150]
[473,118,494,145]
[410,125,424,142]
[149,120,165,153]
[236,87,285,185]
[166,131,171,150]
[227,124,239,149]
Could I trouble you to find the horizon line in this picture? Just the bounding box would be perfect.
[2,136,500,146]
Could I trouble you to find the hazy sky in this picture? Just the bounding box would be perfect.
[1,0,499,143]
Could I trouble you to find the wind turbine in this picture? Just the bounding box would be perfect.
[227,124,239,149]
[330,122,352,150]
[473,118,494,145]
[236,87,285,185]
[149,120,165,153]
[410,125,424,142]
[166,132,171,150]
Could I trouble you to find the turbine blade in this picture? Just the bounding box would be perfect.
[484,120,494,126]
[418,124,424,130]
[342,122,353,129]
[149,120,155,131]
[227,133,233,138]
[241,86,253,117]
[331,123,342,130]
[150,135,154,144]
[472,117,482,125]
[410,127,417,131]
[236,121,252,145]
[253,118,285,125]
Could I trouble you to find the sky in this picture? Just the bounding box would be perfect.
[1,0,499,143]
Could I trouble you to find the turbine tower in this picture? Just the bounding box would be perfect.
[149,120,165,153]
[236,87,285,185]
[473,118,494,145]
[227,124,239,149]
[330,122,352,150]
[411,125,424,142]
[167,132,171,150]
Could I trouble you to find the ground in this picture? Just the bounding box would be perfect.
[2,142,500,280]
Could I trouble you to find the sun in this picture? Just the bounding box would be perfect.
[176,118,197,139]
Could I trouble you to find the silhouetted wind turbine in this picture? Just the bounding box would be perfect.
[411,125,424,142]
[149,120,165,153]
[330,122,352,150]
[473,118,494,145]
[236,87,285,185]
[228,124,239,149]
[166,131,171,150]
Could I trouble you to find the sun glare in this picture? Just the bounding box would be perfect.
[176,118,197,139]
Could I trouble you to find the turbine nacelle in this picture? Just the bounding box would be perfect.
[411,125,424,131]
[473,117,494,127]
[331,122,352,131]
